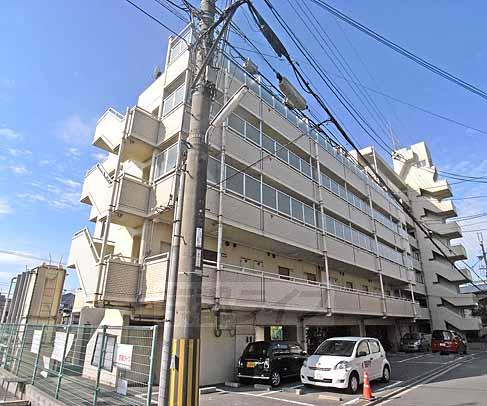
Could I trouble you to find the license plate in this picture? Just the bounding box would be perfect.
[314,371,326,380]
[246,361,256,368]
[440,343,446,347]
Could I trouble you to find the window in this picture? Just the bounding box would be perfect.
[245,175,261,202]
[203,250,217,262]
[356,340,370,356]
[277,192,291,215]
[162,84,185,116]
[228,114,245,135]
[154,144,178,179]
[226,166,244,194]
[168,29,191,64]
[289,343,304,355]
[362,285,369,292]
[278,266,290,280]
[291,198,304,221]
[261,133,275,154]
[246,123,260,144]
[345,281,353,290]
[276,144,289,162]
[262,184,277,209]
[326,215,335,235]
[368,340,380,353]
[207,157,221,184]
[289,152,301,171]
[91,333,116,371]
[304,205,315,226]
[301,161,312,178]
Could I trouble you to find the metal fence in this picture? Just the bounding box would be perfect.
[0,323,158,405]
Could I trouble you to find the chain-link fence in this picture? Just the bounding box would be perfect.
[0,323,158,405]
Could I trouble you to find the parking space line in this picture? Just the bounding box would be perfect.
[289,384,304,389]
[256,390,281,396]
[343,398,361,405]
[396,354,425,363]
[376,380,403,391]
[233,392,316,405]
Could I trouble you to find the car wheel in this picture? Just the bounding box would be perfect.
[270,370,281,387]
[382,365,391,383]
[347,372,360,394]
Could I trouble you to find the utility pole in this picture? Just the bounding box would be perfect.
[478,232,487,278]
[169,1,216,405]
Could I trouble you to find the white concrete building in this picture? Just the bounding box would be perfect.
[67,27,479,385]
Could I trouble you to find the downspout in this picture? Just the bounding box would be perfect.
[215,69,228,309]
[95,107,129,305]
[314,140,332,314]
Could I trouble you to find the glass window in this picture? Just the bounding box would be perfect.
[275,99,287,117]
[228,114,245,135]
[289,152,301,171]
[326,215,335,235]
[278,266,290,280]
[291,198,304,221]
[339,185,347,200]
[246,123,260,145]
[330,180,339,195]
[261,133,275,154]
[261,88,274,107]
[247,76,260,94]
[304,205,315,226]
[207,157,220,184]
[163,84,185,116]
[245,175,261,202]
[344,225,352,242]
[321,173,330,190]
[262,184,277,209]
[166,145,178,172]
[91,333,116,371]
[277,192,291,215]
[155,150,166,179]
[352,229,360,246]
[276,144,289,162]
[356,341,370,357]
[335,221,344,239]
[226,166,244,195]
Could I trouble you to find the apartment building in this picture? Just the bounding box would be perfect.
[67,27,479,385]
[1,265,66,325]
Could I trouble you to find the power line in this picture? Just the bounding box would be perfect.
[310,0,487,102]
[258,0,483,292]
[452,195,487,201]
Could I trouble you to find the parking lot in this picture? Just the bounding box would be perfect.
[200,351,475,406]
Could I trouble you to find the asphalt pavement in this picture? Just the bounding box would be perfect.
[200,351,486,406]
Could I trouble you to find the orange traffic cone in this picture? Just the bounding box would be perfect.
[362,372,375,400]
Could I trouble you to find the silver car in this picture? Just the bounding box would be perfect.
[400,332,431,352]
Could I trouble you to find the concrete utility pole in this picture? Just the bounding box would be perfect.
[478,232,487,278]
[169,1,216,405]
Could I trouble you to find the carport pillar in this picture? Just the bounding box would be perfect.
[359,319,366,337]
[255,326,265,341]
[297,318,305,349]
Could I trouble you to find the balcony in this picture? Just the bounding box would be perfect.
[202,263,415,318]
[111,174,151,227]
[100,255,140,304]
[444,244,467,261]
[93,106,160,162]
[80,162,113,220]
[424,198,457,218]
[93,108,124,153]
[421,179,452,199]
[428,221,462,239]
[139,253,169,302]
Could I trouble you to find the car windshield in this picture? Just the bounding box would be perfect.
[314,340,356,356]
[432,331,452,341]
[403,333,420,340]
[243,342,269,358]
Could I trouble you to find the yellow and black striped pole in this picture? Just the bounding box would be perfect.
[169,338,200,406]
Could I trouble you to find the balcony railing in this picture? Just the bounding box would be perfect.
[427,221,462,239]
[203,261,415,318]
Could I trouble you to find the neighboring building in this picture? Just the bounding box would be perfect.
[0,295,6,321]
[58,292,75,324]
[67,27,479,386]
[1,264,66,325]
[392,142,481,334]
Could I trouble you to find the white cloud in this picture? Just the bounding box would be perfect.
[55,177,81,189]
[0,127,21,140]
[9,164,28,174]
[93,152,108,161]
[56,114,92,145]
[8,148,32,157]
[66,147,81,158]
[465,128,480,137]
[38,159,50,166]
[0,199,12,216]
[17,193,47,203]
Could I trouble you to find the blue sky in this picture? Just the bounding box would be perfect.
[1,0,487,293]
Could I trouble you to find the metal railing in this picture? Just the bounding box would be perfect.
[0,323,158,406]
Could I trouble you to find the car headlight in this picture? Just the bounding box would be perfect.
[303,360,307,368]
[237,358,243,367]
[415,340,421,345]
[334,361,350,370]
[263,358,270,370]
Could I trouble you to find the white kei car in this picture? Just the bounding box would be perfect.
[300,337,391,394]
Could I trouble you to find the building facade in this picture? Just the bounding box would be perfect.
[67,28,479,385]
[1,264,66,326]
